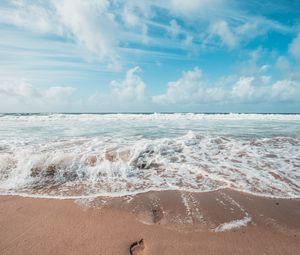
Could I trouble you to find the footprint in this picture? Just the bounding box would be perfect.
[152,207,164,223]
[137,206,164,225]
[129,239,144,255]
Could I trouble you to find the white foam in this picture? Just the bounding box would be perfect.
[1,113,300,121]
[214,216,252,232]
[0,114,299,199]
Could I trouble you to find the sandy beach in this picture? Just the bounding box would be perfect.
[1,0,300,253]
[1,189,299,255]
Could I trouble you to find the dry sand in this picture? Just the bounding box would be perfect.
[0,189,300,255]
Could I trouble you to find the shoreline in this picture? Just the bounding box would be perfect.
[1,189,299,255]
[1,186,300,200]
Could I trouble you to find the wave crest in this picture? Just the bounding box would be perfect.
[0,131,299,198]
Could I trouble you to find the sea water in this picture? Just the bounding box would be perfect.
[0,113,299,199]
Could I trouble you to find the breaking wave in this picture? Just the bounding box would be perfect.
[0,129,299,199]
[1,112,300,121]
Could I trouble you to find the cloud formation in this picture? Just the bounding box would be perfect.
[0,1,299,112]
[168,19,181,38]
[289,33,300,60]
[110,66,146,102]
[86,66,148,111]
[1,65,299,112]
[0,0,294,65]
[1,0,119,67]
[153,67,300,105]
[0,79,75,112]
[153,67,224,104]
[209,20,237,49]
[53,0,118,61]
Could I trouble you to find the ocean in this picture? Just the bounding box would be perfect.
[0,113,299,199]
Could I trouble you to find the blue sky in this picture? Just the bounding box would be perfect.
[0,0,300,113]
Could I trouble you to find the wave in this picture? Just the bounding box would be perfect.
[0,131,299,199]
[1,113,300,121]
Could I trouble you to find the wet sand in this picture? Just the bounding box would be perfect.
[0,189,300,255]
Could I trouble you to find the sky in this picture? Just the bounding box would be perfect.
[0,0,300,113]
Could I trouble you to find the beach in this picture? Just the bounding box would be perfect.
[1,189,299,255]
[0,113,299,254]
[1,0,300,253]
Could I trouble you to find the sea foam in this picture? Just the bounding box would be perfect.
[0,113,299,199]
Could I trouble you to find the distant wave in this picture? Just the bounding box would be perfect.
[1,112,300,121]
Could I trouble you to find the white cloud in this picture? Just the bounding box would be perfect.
[209,20,238,49]
[259,65,270,73]
[199,9,293,50]
[261,75,271,84]
[271,80,300,101]
[1,67,299,113]
[152,67,224,104]
[121,2,150,44]
[184,35,193,46]
[276,56,290,71]
[122,6,140,28]
[289,33,300,60]
[0,0,294,64]
[1,0,119,65]
[166,0,225,16]
[231,77,255,101]
[44,86,75,102]
[52,0,118,61]
[234,20,269,42]
[0,80,39,99]
[230,76,269,102]
[0,79,75,111]
[229,76,299,103]
[153,67,300,105]
[168,19,180,38]
[86,66,149,111]
[0,0,63,34]
[110,66,146,102]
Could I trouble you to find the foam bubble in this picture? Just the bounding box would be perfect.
[0,114,299,199]
[214,216,252,232]
[1,113,300,121]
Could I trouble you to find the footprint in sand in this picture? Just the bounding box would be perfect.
[152,207,164,223]
[138,206,165,225]
[129,239,145,255]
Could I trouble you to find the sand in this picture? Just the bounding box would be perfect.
[0,189,300,255]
